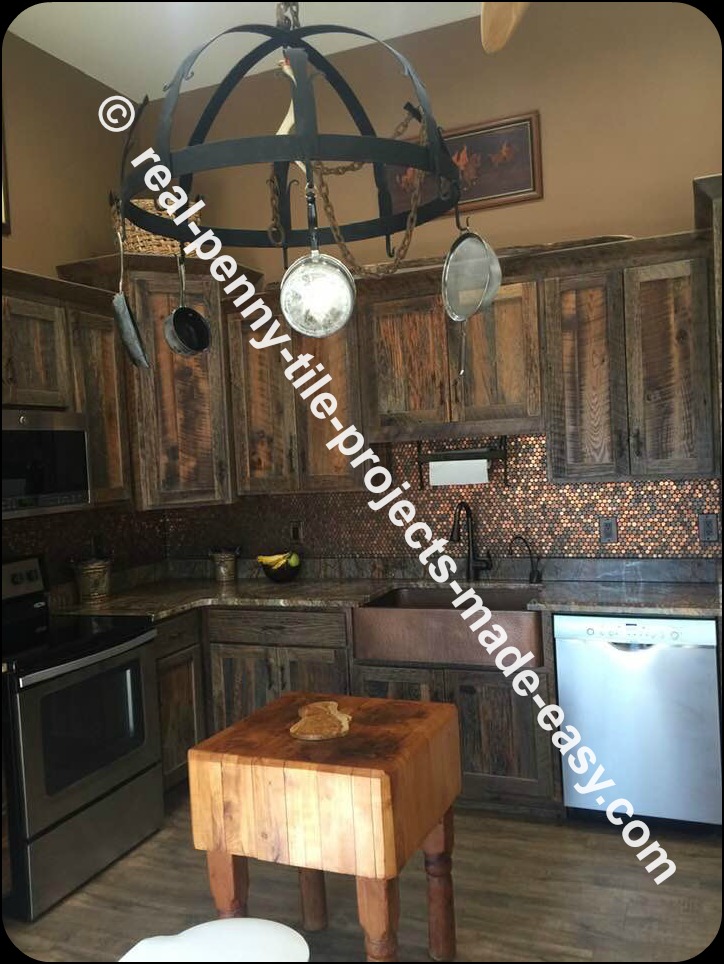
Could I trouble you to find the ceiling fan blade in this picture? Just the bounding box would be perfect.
[481,1,531,53]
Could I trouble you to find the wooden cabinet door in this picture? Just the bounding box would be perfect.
[69,309,132,505]
[293,319,363,490]
[128,273,231,508]
[157,643,206,789]
[444,668,555,804]
[449,281,543,434]
[358,289,450,441]
[226,291,298,493]
[2,297,73,408]
[544,272,629,481]
[352,663,444,702]
[278,646,349,696]
[624,259,714,477]
[209,643,276,732]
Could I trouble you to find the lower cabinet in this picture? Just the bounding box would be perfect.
[210,642,349,732]
[155,614,206,790]
[352,661,559,812]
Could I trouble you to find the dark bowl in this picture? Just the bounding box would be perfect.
[262,561,302,583]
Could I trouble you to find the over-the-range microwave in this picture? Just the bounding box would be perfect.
[2,410,90,519]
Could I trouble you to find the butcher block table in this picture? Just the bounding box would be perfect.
[188,692,462,962]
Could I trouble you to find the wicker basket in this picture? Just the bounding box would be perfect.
[111,197,200,256]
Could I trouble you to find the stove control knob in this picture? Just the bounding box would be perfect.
[10,572,24,585]
[587,628,594,635]
[671,631,680,640]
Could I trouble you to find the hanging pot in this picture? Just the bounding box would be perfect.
[112,230,150,368]
[442,228,502,375]
[164,254,212,355]
[279,250,356,338]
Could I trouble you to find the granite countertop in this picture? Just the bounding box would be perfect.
[62,579,402,621]
[527,580,721,618]
[62,577,722,621]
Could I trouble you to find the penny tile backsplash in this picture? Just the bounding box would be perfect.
[3,436,720,587]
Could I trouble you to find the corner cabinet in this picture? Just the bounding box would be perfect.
[544,252,715,480]
[357,269,542,441]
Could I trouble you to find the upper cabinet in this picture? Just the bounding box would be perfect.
[228,287,363,493]
[69,308,133,505]
[2,296,73,409]
[624,259,713,477]
[357,271,542,441]
[544,251,714,481]
[127,271,232,508]
[448,281,542,434]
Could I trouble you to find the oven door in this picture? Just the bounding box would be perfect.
[12,634,160,839]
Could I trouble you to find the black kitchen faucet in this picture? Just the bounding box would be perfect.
[449,501,493,583]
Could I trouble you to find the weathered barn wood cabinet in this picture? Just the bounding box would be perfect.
[543,238,714,480]
[2,294,73,409]
[207,609,349,732]
[154,612,206,789]
[357,269,543,441]
[2,269,133,506]
[227,287,363,493]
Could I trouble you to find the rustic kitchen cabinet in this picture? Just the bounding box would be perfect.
[227,287,363,493]
[207,609,349,732]
[357,269,543,441]
[544,249,714,480]
[69,308,133,504]
[351,657,558,812]
[444,668,556,807]
[2,295,73,409]
[154,612,206,789]
[352,663,444,702]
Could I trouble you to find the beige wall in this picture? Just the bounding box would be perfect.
[2,33,120,276]
[140,1,722,282]
[3,3,721,281]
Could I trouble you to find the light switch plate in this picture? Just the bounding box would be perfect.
[698,513,720,543]
[599,517,618,544]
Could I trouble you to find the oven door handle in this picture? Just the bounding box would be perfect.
[17,630,157,688]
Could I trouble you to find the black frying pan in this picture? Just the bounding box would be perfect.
[112,230,150,368]
[164,254,212,356]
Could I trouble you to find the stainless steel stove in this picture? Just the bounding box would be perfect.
[2,557,163,920]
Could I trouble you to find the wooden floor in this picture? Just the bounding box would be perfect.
[5,792,720,962]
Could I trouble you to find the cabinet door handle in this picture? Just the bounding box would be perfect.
[265,657,273,691]
[216,459,227,485]
[287,443,296,476]
[279,661,287,691]
[633,428,643,458]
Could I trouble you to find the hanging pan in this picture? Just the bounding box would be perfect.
[112,230,150,368]
[442,225,502,376]
[164,253,212,355]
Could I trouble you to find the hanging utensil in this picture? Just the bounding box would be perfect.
[280,250,356,337]
[442,224,502,376]
[112,230,150,368]
[163,252,212,355]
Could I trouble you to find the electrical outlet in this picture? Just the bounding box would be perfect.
[289,520,303,543]
[698,513,720,543]
[599,516,618,544]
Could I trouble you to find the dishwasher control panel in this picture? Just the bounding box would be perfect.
[553,614,716,646]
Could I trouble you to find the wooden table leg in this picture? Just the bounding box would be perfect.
[298,868,328,931]
[206,852,249,918]
[422,808,456,962]
[356,877,400,962]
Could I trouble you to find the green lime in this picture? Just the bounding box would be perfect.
[288,552,301,567]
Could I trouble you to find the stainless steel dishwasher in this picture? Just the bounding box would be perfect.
[554,614,721,825]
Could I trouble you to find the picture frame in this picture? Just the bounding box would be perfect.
[387,110,543,216]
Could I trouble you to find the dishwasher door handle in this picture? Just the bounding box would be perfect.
[608,641,655,651]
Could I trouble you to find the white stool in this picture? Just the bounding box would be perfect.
[118,918,310,962]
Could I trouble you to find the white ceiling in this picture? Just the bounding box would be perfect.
[8,2,481,101]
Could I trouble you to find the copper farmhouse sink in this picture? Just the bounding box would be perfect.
[354,586,543,667]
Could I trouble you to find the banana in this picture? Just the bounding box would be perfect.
[257,551,292,567]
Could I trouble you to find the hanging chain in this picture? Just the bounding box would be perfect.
[266,108,428,275]
[276,2,300,29]
[314,114,427,277]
